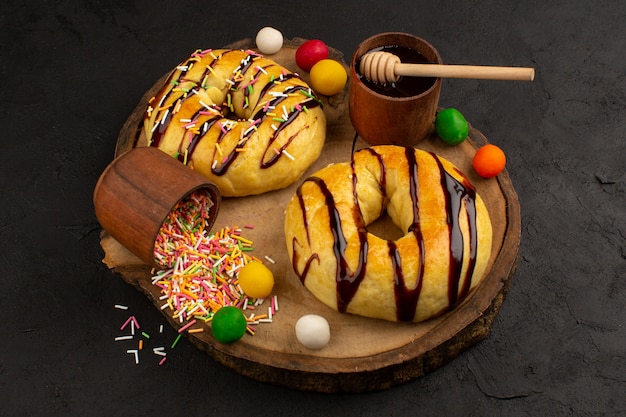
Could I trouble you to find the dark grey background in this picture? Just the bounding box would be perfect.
[1,0,624,415]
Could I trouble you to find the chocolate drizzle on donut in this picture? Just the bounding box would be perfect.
[253,73,299,109]
[292,147,481,321]
[146,50,239,149]
[359,148,388,215]
[432,155,478,308]
[291,239,320,287]
[392,148,426,321]
[293,176,368,312]
[149,109,173,148]
[257,85,320,169]
[177,115,221,163]
[227,51,264,110]
[209,85,321,176]
[145,49,322,178]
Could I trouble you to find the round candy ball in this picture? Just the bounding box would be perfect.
[211,306,247,344]
[309,59,347,96]
[295,39,329,72]
[435,108,469,145]
[255,27,283,55]
[295,314,330,350]
[473,144,506,178]
[237,261,274,299]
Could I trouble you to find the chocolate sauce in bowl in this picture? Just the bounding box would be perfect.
[356,45,437,97]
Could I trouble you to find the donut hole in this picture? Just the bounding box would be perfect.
[365,211,404,241]
[354,157,409,242]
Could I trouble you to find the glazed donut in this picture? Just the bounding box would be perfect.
[138,49,326,197]
[284,145,493,322]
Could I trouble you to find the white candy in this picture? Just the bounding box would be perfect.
[295,314,330,350]
[255,27,283,55]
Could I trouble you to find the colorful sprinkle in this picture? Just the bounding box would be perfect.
[127,349,140,364]
[153,189,215,269]
[282,149,295,161]
[153,347,167,356]
[151,190,278,338]
[120,315,140,331]
[177,319,197,334]
[171,334,182,348]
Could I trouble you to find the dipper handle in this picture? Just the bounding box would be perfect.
[360,51,535,83]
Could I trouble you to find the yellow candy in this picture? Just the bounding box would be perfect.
[309,59,347,96]
[237,261,274,299]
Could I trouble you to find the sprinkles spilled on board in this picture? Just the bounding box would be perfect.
[151,189,279,339]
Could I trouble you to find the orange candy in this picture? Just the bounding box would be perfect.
[472,144,506,178]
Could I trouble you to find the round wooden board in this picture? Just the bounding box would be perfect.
[100,38,521,392]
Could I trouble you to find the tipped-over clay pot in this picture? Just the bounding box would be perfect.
[93,146,221,269]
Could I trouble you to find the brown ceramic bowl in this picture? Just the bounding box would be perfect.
[349,32,443,146]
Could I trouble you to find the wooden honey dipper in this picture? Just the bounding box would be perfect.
[360,51,535,83]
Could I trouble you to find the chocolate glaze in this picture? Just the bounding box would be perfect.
[147,50,239,148]
[146,51,322,176]
[395,147,426,321]
[433,157,478,307]
[210,85,321,176]
[292,147,480,321]
[177,115,221,163]
[253,72,299,110]
[358,148,388,215]
[149,109,172,148]
[228,51,263,109]
[293,176,368,313]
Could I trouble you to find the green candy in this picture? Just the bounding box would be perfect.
[435,108,469,145]
[211,306,247,344]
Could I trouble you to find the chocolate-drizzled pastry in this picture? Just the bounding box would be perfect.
[139,49,326,197]
[284,145,493,322]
